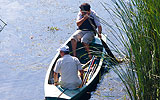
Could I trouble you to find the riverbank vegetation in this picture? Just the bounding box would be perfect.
[102,0,160,99]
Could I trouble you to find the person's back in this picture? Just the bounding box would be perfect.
[54,45,83,90]
[57,55,82,89]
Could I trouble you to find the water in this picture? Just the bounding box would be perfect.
[0,0,128,100]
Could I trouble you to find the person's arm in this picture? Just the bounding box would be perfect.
[79,70,84,88]
[79,70,84,80]
[54,72,59,86]
[91,10,102,38]
[53,59,61,86]
[76,14,89,27]
[97,26,102,38]
[75,57,84,86]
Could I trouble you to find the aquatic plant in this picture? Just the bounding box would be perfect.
[47,26,59,32]
[102,0,160,99]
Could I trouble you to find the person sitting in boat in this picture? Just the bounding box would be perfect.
[71,3,102,59]
[53,45,84,89]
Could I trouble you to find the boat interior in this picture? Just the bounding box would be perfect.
[48,37,104,85]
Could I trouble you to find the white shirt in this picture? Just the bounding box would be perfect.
[54,55,82,89]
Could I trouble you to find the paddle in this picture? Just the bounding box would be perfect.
[100,37,117,62]
[87,17,118,63]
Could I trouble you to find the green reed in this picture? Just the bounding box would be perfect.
[102,0,160,99]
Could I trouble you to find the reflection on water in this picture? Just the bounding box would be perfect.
[90,67,129,100]
[0,0,127,100]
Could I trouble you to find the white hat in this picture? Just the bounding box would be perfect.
[57,45,69,52]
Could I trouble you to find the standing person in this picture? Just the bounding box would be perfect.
[54,45,84,89]
[71,3,102,59]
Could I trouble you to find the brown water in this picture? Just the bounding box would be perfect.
[0,0,128,100]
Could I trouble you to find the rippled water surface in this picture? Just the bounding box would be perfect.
[0,0,128,100]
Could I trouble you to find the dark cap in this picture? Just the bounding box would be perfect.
[79,3,91,11]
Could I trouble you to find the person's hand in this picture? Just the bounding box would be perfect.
[83,14,89,20]
[54,82,58,86]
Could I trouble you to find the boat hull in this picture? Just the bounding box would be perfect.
[44,34,107,100]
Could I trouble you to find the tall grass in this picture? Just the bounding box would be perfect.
[102,0,160,99]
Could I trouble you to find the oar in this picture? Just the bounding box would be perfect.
[81,56,95,86]
[87,18,118,63]
[88,63,97,80]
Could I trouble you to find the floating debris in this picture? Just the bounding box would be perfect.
[47,26,59,32]
[0,19,7,32]
[30,36,34,39]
